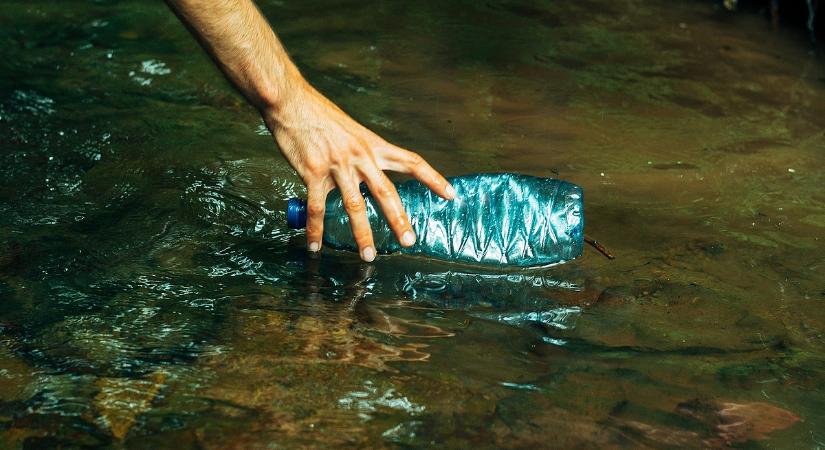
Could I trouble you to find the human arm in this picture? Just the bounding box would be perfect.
[165,0,455,261]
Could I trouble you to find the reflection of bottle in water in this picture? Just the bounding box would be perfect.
[287,173,584,267]
[399,269,583,346]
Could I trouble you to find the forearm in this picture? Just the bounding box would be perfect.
[165,0,308,116]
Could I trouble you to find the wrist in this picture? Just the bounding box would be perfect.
[262,82,341,137]
[259,71,308,114]
[260,78,317,126]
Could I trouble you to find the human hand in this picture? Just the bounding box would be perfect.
[165,0,452,262]
[264,85,455,262]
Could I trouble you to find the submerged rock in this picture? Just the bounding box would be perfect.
[677,398,800,446]
[89,372,167,440]
[713,401,800,445]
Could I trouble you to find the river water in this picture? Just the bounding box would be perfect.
[1,0,824,448]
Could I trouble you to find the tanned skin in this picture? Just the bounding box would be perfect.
[166,0,455,262]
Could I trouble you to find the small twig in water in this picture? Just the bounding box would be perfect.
[584,235,615,260]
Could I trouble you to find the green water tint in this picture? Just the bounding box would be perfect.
[1,0,824,447]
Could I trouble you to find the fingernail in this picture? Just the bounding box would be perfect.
[445,184,456,199]
[308,241,320,252]
[401,230,416,247]
[362,246,376,262]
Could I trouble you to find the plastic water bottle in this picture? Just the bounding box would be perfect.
[287,173,584,267]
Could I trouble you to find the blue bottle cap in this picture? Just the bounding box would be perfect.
[287,198,307,229]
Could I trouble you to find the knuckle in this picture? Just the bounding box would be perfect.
[307,203,325,216]
[389,219,407,232]
[304,158,325,172]
[406,152,425,167]
[303,158,324,175]
[375,184,394,199]
[327,151,345,166]
[393,211,410,227]
[349,144,368,158]
[343,194,366,213]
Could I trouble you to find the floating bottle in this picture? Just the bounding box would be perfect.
[287,173,585,267]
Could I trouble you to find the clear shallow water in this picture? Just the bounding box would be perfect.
[1,0,824,448]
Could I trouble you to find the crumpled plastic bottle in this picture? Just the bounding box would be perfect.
[287,173,584,267]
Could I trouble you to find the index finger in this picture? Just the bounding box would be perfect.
[379,146,455,200]
[361,166,416,248]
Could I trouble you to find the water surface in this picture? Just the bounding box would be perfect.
[1,0,824,448]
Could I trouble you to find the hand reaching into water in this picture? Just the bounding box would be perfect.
[264,85,455,261]
[167,0,454,261]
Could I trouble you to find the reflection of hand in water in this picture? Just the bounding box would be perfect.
[300,249,375,309]
[269,249,447,369]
